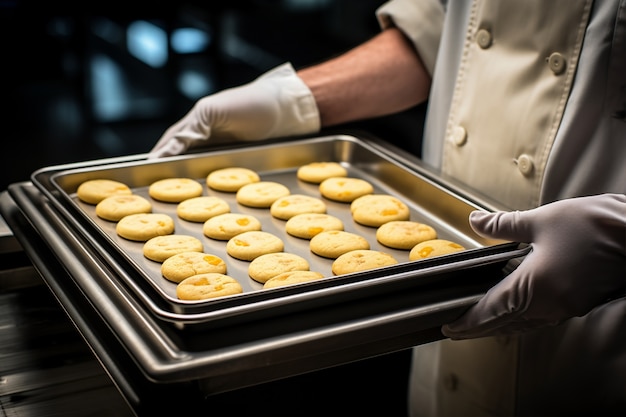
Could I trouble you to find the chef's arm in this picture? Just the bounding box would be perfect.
[298,27,431,128]
[150,27,431,158]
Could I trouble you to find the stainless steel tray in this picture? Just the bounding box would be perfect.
[30,135,528,329]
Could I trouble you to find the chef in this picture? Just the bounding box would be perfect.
[150,0,626,415]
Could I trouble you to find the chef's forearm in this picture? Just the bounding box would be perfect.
[298,27,431,127]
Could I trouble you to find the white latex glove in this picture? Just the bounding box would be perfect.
[443,193,626,339]
[148,63,320,158]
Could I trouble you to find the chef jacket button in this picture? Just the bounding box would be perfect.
[451,125,467,146]
[476,29,492,49]
[516,154,534,176]
[443,373,459,391]
[548,52,566,75]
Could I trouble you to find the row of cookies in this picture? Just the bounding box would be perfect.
[296,162,468,266]
[76,176,327,299]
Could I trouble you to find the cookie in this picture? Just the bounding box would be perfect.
[263,271,325,289]
[376,220,438,250]
[143,234,204,262]
[248,252,310,284]
[95,194,152,222]
[148,178,203,203]
[309,230,370,259]
[206,167,260,192]
[176,273,243,300]
[297,162,347,184]
[270,194,327,220]
[116,213,175,241]
[409,239,466,261]
[285,213,344,239]
[319,177,374,203]
[226,231,284,261]
[350,194,410,227]
[177,196,230,222]
[203,213,262,240]
[77,179,132,204]
[331,249,398,275]
[236,181,290,208]
[161,251,227,283]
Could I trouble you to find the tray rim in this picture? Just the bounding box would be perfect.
[28,134,530,327]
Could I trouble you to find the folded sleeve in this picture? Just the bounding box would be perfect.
[376,0,445,76]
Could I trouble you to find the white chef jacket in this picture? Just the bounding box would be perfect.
[377,0,626,415]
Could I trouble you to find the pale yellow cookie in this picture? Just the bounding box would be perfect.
[203,213,262,240]
[226,231,284,261]
[95,194,152,222]
[263,271,325,289]
[148,178,203,203]
[161,252,227,283]
[236,181,290,208]
[309,230,370,259]
[409,239,466,261]
[116,213,175,241]
[77,179,132,204]
[206,167,260,192]
[270,194,327,220]
[285,213,344,239]
[297,162,347,184]
[376,221,438,250]
[319,177,374,203]
[143,234,204,262]
[331,249,398,275]
[248,252,310,284]
[176,273,243,300]
[350,194,410,227]
[176,196,230,222]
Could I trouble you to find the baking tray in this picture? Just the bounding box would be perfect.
[30,134,529,328]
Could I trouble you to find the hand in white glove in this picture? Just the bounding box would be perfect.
[443,193,626,339]
[148,63,320,158]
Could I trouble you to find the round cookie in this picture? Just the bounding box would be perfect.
[270,194,327,220]
[332,249,398,275]
[236,181,290,208]
[176,273,243,300]
[177,196,230,222]
[148,178,203,203]
[161,251,227,283]
[309,230,370,259]
[319,177,374,203]
[226,231,284,261]
[143,234,204,262]
[285,213,344,239]
[206,167,260,192]
[116,213,175,241]
[77,179,132,204]
[263,271,325,289]
[248,252,310,284]
[350,194,410,227]
[95,194,152,221]
[297,162,347,184]
[376,220,438,250]
[203,213,262,240]
[409,239,466,261]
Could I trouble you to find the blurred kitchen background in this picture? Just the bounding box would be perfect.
[1,0,425,192]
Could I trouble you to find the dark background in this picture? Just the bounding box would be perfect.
[1,1,429,416]
[1,0,425,192]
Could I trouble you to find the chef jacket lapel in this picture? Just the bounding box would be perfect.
[442,0,593,210]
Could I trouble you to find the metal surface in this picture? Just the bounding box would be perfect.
[2,135,530,394]
[30,135,521,328]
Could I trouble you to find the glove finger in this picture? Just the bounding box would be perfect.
[470,210,534,243]
[441,267,533,339]
[147,138,187,159]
